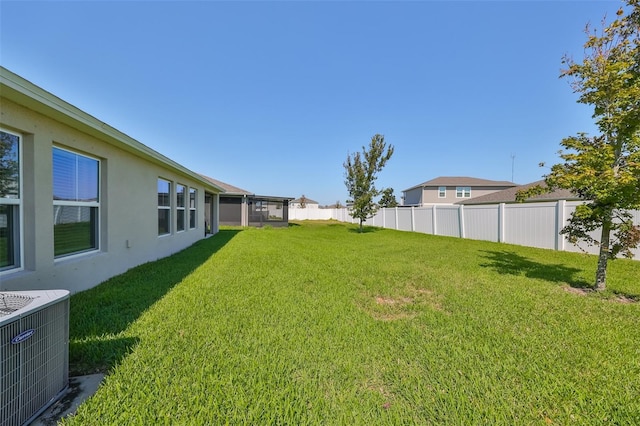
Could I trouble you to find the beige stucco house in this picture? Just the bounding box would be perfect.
[290,196,319,209]
[402,176,517,206]
[0,67,225,293]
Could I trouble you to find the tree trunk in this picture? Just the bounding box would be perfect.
[359,218,364,233]
[595,218,612,291]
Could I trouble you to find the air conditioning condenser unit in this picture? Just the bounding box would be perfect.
[1,290,70,426]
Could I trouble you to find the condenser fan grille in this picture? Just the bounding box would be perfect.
[0,294,35,317]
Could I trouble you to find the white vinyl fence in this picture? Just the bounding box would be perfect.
[289,201,640,260]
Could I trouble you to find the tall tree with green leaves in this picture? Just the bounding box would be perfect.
[519,1,640,291]
[379,187,399,208]
[344,134,394,232]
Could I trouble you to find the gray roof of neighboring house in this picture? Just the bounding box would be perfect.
[291,197,319,204]
[404,176,517,192]
[456,180,581,205]
[199,175,252,196]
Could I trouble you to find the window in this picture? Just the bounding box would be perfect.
[456,186,471,198]
[189,188,197,229]
[53,147,99,258]
[176,184,186,232]
[1,129,21,272]
[438,186,446,198]
[158,178,171,235]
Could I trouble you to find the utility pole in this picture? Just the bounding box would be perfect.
[510,153,516,182]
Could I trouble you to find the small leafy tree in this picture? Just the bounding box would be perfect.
[299,194,307,209]
[344,134,394,232]
[519,1,640,291]
[379,187,399,208]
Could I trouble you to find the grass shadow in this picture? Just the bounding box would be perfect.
[69,336,140,376]
[479,250,591,288]
[69,229,241,374]
[347,225,381,234]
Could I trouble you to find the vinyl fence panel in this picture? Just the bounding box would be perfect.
[413,207,434,234]
[561,202,640,258]
[504,203,557,250]
[435,206,461,238]
[384,208,398,229]
[561,202,601,255]
[464,204,500,242]
[289,208,333,221]
[397,207,413,231]
[372,210,384,227]
[631,210,640,259]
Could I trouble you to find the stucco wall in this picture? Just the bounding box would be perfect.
[421,185,515,204]
[1,98,214,293]
[402,187,422,206]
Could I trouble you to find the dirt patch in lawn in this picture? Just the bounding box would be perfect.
[562,285,638,304]
[363,286,446,321]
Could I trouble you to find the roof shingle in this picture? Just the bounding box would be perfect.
[404,176,517,192]
[456,180,580,205]
[199,175,252,195]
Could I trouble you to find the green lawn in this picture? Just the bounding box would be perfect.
[62,221,640,425]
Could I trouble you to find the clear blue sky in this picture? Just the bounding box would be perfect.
[1,0,624,205]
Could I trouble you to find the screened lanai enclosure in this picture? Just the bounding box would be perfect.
[219,195,291,227]
[248,197,289,227]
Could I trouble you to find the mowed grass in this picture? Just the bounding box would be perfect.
[62,221,640,425]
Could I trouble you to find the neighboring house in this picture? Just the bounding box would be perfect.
[455,180,581,205]
[290,197,319,209]
[200,175,292,227]
[324,203,344,209]
[0,67,225,293]
[402,176,517,206]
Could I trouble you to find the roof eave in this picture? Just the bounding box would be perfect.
[1,66,224,193]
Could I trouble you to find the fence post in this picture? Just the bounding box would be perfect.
[411,206,415,232]
[432,205,438,235]
[556,200,566,251]
[459,205,465,238]
[394,207,398,230]
[498,203,505,243]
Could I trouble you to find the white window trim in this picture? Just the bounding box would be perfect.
[438,186,446,198]
[158,178,172,237]
[189,187,197,230]
[0,128,24,275]
[176,183,186,233]
[52,146,101,260]
[456,186,471,198]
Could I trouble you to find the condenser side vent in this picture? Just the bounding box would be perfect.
[0,290,70,426]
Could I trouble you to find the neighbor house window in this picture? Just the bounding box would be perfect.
[158,178,171,235]
[176,184,186,232]
[438,186,446,198]
[189,188,197,229]
[1,129,22,272]
[53,147,99,258]
[456,186,471,198]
